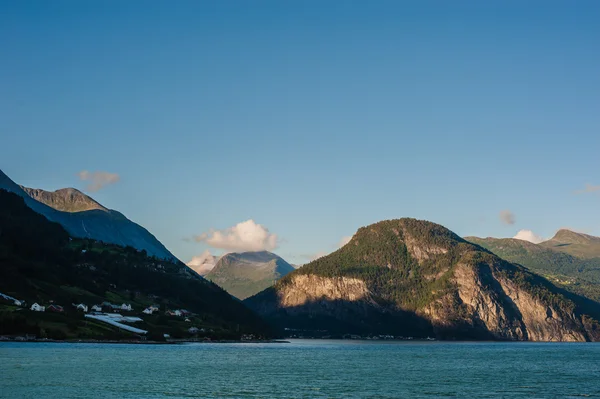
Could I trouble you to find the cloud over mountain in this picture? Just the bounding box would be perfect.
[78,170,120,192]
[513,229,544,244]
[194,219,278,252]
[186,250,218,275]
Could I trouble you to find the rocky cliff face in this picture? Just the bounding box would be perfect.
[245,219,600,341]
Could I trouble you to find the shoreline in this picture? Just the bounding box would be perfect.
[0,337,290,345]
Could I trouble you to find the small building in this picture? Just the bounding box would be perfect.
[30,303,45,312]
[188,327,199,334]
[73,303,88,312]
[91,304,102,312]
[166,309,182,317]
[13,299,23,306]
[121,303,132,311]
[143,307,154,315]
[48,304,64,313]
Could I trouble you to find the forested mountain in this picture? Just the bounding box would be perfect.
[466,236,600,302]
[246,219,600,341]
[206,251,294,299]
[0,169,177,261]
[0,189,273,340]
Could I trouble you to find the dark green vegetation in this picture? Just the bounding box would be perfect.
[206,251,295,300]
[246,219,600,340]
[0,169,176,260]
[0,189,273,340]
[466,236,600,302]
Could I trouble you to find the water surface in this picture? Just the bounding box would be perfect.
[1,340,599,398]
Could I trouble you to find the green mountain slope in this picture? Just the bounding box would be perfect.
[0,169,177,261]
[246,218,600,341]
[540,229,600,259]
[0,189,273,340]
[206,251,295,300]
[465,236,600,302]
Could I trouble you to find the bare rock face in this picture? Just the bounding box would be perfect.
[277,275,372,307]
[426,261,588,341]
[246,218,600,341]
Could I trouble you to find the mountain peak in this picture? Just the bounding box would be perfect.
[206,251,294,300]
[540,229,600,259]
[550,229,599,244]
[20,186,107,213]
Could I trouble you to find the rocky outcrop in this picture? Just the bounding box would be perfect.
[277,275,373,307]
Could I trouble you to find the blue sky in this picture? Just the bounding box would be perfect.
[1,1,599,264]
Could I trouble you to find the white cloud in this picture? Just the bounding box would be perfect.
[499,210,515,225]
[186,250,217,275]
[574,183,600,194]
[338,236,352,248]
[194,219,278,252]
[513,229,544,244]
[78,170,120,192]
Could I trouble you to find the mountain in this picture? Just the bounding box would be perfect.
[540,229,600,259]
[0,189,273,340]
[0,169,177,261]
[20,186,106,212]
[245,218,600,341]
[206,251,295,300]
[465,236,600,302]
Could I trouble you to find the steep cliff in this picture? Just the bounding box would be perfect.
[245,219,600,341]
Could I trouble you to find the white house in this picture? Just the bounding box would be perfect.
[121,303,132,311]
[91,304,102,312]
[143,307,153,315]
[13,299,23,306]
[188,327,199,334]
[30,303,45,312]
[75,303,88,312]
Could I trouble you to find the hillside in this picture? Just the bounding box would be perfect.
[0,189,274,341]
[206,251,295,300]
[466,236,600,302]
[540,229,600,259]
[0,169,177,261]
[245,219,600,341]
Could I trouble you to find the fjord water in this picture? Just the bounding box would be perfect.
[1,341,599,398]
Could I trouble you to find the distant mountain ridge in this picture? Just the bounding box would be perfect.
[540,229,600,259]
[246,218,600,341]
[466,235,600,302]
[0,169,177,261]
[206,251,294,300]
